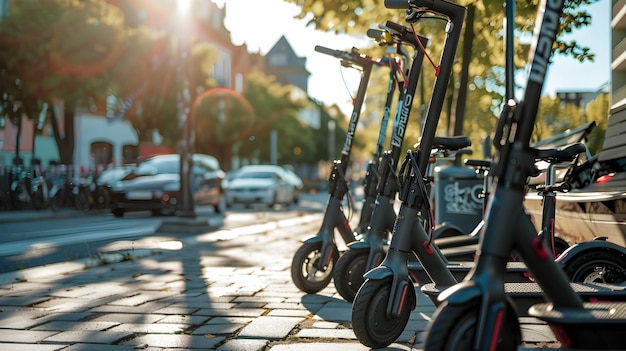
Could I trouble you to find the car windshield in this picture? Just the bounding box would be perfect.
[134,158,179,175]
[238,171,275,179]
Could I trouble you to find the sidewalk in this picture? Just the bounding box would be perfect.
[0,209,560,350]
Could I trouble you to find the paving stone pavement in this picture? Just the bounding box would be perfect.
[0,213,561,350]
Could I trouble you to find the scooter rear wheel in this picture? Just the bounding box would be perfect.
[424,298,520,351]
[564,250,626,284]
[290,242,338,294]
[352,277,412,349]
[333,248,370,302]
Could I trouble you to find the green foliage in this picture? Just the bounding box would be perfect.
[285,0,598,158]
[585,93,609,154]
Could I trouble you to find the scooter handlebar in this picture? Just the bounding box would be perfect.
[384,0,410,9]
[314,45,343,57]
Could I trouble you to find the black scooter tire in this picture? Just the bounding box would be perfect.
[290,241,338,294]
[352,277,412,349]
[424,298,521,351]
[564,249,626,284]
[333,248,369,302]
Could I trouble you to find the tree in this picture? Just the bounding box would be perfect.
[0,0,158,164]
[585,92,609,154]
[534,95,585,143]
[284,0,598,154]
[191,71,308,169]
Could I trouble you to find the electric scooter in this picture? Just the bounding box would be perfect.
[290,46,400,294]
[331,20,434,303]
[378,0,626,349]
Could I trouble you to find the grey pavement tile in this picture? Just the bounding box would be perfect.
[235,302,267,309]
[31,320,120,331]
[0,343,65,351]
[263,302,311,311]
[108,292,178,307]
[37,312,93,322]
[89,313,168,324]
[31,297,110,312]
[0,329,58,343]
[232,296,286,304]
[126,333,225,349]
[0,295,50,307]
[265,309,311,317]
[237,316,303,340]
[205,316,254,325]
[192,323,243,335]
[267,342,412,351]
[151,306,200,315]
[311,321,340,329]
[196,307,265,317]
[312,305,352,322]
[216,338,269,351]
[295,328,357,340]
[88,302,170,314]
[107,322,188,334]
[44,330,132,344]
[156,314,209,325]
[61,344,160,351]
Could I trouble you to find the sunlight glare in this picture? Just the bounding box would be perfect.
[176,0,192,18]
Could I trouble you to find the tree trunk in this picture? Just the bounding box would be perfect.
[449,4,475,136]
[13,115,21,165]
[49,98,76,165]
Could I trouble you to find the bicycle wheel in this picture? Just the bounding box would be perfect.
[424,298,521,351]
[352,277,413,349]
[74,188,90,211]
[290,241,338,294]
[333,248,370,302]
[50,190,64,211]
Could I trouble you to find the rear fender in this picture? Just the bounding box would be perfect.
[555,238,626,267]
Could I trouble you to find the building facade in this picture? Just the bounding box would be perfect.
[613,0,626,109]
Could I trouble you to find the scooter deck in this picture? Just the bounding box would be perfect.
[421,281,626,317]
[529,301,626,349]
[408,261,530,284]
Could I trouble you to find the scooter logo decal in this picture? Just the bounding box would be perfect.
[443,182,483,215]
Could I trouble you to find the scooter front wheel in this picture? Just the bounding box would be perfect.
[424,298,521,351]
[352,277,412,349]
[290,241,338,294]
[333,248,371,302]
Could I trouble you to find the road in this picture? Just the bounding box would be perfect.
[0,192,330,273]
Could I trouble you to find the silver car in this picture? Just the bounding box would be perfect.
[224,165,301,208]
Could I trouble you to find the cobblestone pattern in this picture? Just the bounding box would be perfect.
[0,216,559,350]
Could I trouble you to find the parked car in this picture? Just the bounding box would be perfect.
[223,165,301,208]
[110,154,225,217]
[93,166,134,210]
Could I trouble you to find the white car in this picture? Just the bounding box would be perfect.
[224,165,301,208]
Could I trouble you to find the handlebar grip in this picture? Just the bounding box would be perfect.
[367,28,384,40]
[314,45,341,57]
[384,0,410,9]
[385,21,407,34]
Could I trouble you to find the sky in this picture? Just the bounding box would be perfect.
[214,0,611,115]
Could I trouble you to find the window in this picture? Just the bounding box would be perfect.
[91,142,113,165]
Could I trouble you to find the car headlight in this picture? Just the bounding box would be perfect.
[163,182,180,192]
